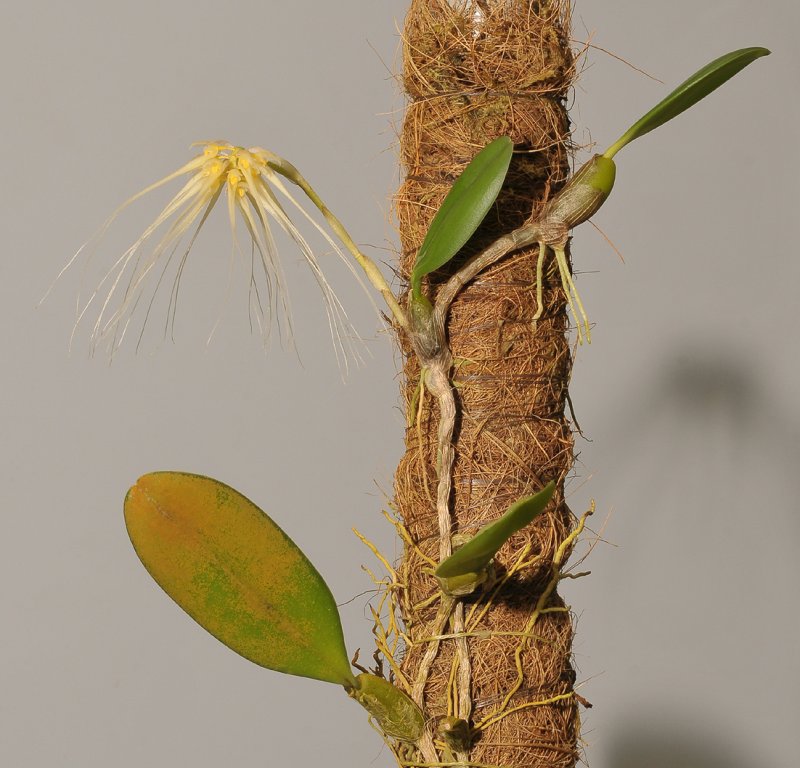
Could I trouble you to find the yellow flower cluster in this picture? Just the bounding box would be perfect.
[62,141,360,363]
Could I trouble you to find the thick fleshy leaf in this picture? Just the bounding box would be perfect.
[124,472,355,687]
[436,482,555,581]
[410,136,513,297]
[604,47,770,159]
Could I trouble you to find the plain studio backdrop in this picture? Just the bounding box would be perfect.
[2,2,797,767]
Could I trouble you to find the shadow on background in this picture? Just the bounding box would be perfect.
[579,343,796,768]
[580,340,800,502]
[608,721,760,768]
[654,345,795,446]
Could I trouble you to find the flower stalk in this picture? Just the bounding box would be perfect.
[62,140,406,360]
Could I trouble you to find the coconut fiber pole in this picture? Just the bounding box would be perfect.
[394,1,582,766]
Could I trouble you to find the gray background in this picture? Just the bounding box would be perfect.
[2,1,798,766]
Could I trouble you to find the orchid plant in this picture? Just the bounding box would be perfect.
[60,46,768,753]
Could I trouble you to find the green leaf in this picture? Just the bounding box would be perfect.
[410,136,513,297]
[124,472,356,687]
[435,481,555,582]
[604,47,770,159]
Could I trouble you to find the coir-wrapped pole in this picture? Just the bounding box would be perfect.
[392,2,582,766]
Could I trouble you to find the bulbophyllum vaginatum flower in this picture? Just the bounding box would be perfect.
[60,141,366,364]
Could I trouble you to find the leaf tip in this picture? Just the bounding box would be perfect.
[605,45,772,159]
[123,474,153,523]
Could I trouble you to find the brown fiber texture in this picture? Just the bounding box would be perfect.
[391,1,583,767]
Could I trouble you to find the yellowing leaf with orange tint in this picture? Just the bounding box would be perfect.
[124,472,355,687]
